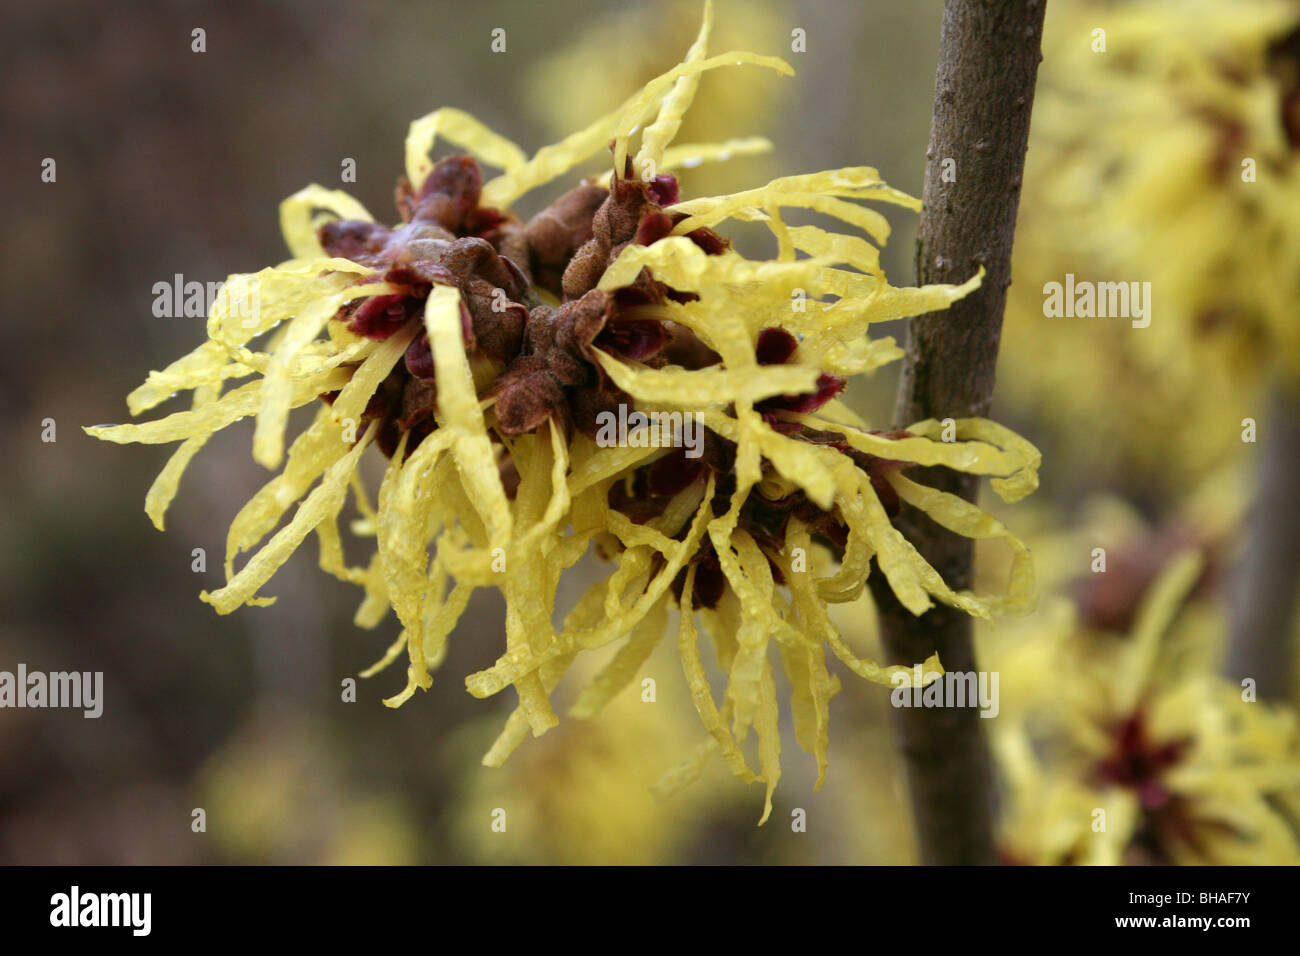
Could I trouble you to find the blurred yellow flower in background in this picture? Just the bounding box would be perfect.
[194,705,420,865]
[993,552,1300,865]
[447,641,743,865]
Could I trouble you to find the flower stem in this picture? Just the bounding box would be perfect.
[869,0,1046,866]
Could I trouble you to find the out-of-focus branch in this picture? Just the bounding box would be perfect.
[869,0,1045,866]
[1224,382,1300,700]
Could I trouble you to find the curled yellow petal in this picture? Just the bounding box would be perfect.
[612,50,795,173]
[887,472,1036,617]
[85,370,347,446]
[405,107,528,192]
[279,185,374,259]
[634,0,714,173]
[592,348,819,406]
[677,567,758,784]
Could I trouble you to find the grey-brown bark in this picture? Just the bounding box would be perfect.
[1223,383,1300,701]
[869,0,1046,866]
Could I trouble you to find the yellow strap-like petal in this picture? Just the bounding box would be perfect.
[612,50,794,173]
[592,349,818,406]
[888,472,1036,616]
[201,422,375,613]
[142,383,221,530]
[677,567,758,783]
[634,0,714,173]
[660,136,774,172]
[424,284,513,549]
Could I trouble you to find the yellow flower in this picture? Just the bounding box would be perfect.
[995,552,1300,865]
[87,2,1039,820]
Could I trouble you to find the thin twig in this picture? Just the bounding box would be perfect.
[1224,382,1300,701]
[869,0,1046,866]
